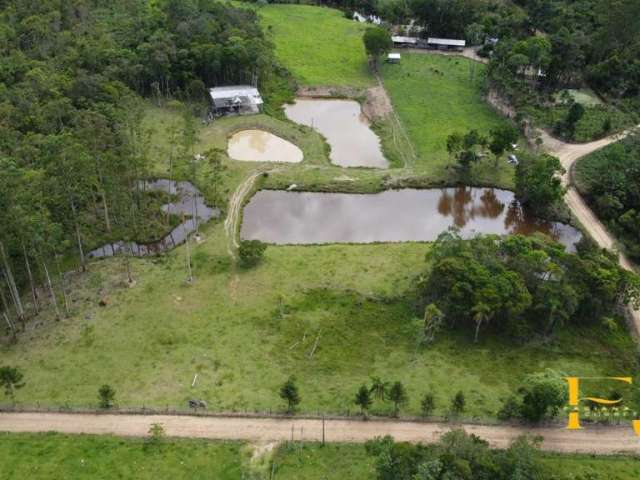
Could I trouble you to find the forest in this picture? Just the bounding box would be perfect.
[0,0,282,326]
[575,135,640,263]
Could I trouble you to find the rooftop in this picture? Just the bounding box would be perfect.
[392,36,418,44]
[427,37,466,47]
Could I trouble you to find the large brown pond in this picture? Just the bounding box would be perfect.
[284,99,388,168]
[240,188,582,249]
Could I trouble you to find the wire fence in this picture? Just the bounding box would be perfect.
[2,403,628,430]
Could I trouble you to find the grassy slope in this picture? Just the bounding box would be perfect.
[381,53,515,187]
[0,433,243,480]
[258,5,374,88]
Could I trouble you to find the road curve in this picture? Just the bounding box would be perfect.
[2,412,640,454]
[539,126,640,333]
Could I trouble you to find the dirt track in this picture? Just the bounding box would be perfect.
[2,412,640,454]
[539,127,640,333]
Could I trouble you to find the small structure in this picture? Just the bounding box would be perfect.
[387,53,401,64]
[392,35,418,48]
[209,85,263,117]
[427,37,466,51]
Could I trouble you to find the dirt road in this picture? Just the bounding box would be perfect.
[2,412,640,454]
[539,126,640,333]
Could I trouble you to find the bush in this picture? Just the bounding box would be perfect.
[238,240,267,267]
[98,384,116,409]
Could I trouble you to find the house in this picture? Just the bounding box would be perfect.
[387,53,401,64]
[427,37,466,51]
[392,36,418,48]
[209,85,263,116]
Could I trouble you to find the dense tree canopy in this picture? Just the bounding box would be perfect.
[575,134,640,262]
[0,0,281,325]
[423,231,639,341]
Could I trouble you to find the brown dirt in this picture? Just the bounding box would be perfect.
[2,412,640,454]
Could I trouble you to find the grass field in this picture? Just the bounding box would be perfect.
[0,433,243,480]
[2,214,635,417]
[3,434,639,479]
[258,5,374,88]
[381,53,515,186]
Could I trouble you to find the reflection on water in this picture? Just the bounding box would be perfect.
[88,180,220,258]
[284,98,388,168]
[241,187,582,249]
[227,129,303,163]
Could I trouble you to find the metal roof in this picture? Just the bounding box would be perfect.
[392,36,418,44]
[427,37,466,47]
[388,53,401,59]
[209,85,263,105]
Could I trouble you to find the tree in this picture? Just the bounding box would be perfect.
[449,391,465,417]
[388,381,408,416]
[98,384,116,409]
[238,240,267,267]
[370,376,389,402]
[363,27,392,70]
[420,393,435,417]
[489,125,519,165]
[279,376,301,413]
[518,369,567,423]
[515,153,565,214]
[0,366,25,399]
[355,384,373,415]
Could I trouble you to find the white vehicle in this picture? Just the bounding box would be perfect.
[507,154,519,165]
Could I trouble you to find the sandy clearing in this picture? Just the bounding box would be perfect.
[2,412,640,454]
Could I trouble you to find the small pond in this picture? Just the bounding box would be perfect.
[284,98,388,169]
[227,129,303,163]
[88,180,220,258]
[241,188,582,249]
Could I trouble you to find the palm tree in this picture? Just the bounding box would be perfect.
[472,303,492,343]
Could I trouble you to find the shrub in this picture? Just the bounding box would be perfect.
[238,240,267,267]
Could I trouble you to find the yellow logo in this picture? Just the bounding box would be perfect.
[564,376,640,434]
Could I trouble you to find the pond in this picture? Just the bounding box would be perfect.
[284,98,388,168]
[227,129,303,163]
[241,188,582,249]
[88,180,220,258]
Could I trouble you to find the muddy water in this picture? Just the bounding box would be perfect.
[284,99,388,168]
[241,188,582,249]
[227,129,303,163]
[88,180,220,258]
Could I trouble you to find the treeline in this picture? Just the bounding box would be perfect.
[421,231,640,342]
[575,134,640,262]
[0,0,279,332]
[365,430,600,480]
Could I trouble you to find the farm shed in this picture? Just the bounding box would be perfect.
[392,35,418,48]
[427,37,466,51]
[209,85,263,116]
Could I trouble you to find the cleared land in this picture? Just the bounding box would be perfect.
[259,5,374,88]
[1,218,635,417]
[380,53,515,186]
